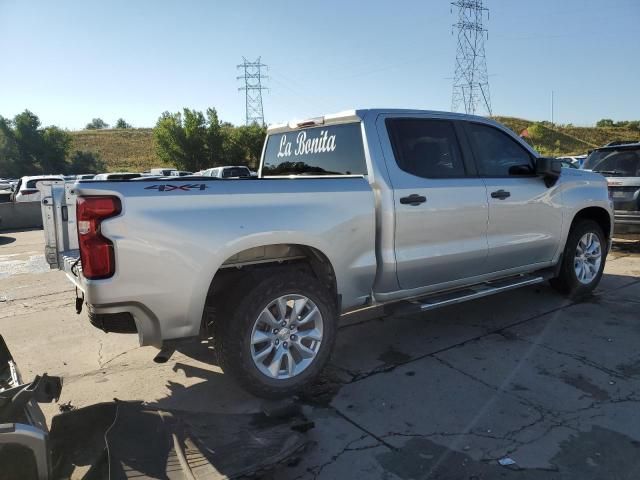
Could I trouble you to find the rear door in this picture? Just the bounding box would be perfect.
[379,116,489,290]
[462,121,563,272]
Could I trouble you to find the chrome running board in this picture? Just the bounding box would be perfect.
[390,274,547,316]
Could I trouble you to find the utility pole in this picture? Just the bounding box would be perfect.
[551,90,554,126]
[451,0,492,116]
[237,57,268,126]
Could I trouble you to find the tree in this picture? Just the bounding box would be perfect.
[40,126,70,173]
[115,118,132,129]
[0,110,71,176]
[85,118,109,130]
[0,116,20,177]
[596,119,615,128]
[153,107,227,172]
[221,123,267,169]
[67,151,105,174]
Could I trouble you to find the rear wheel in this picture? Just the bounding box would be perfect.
[214,269,337,398]
[551,219,607,297]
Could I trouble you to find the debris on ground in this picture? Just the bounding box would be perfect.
[58,401,75,412]
[498,457,517,466]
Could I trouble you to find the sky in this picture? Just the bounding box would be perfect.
[1,0,639,130]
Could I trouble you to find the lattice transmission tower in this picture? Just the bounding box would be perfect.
[451,1,492,116]
[237,57,268,126]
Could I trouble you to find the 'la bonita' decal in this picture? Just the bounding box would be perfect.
[145,184,208,192]
[277,130,337,158]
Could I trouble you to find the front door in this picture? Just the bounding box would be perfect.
[463,121,564,272]
[379,116,489,290]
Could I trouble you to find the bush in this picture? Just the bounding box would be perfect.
[85,118,109,130]
[67,151,105,174]
[115,118,132,129]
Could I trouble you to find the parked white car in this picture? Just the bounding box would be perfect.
[201,166,253,178]
[148,168,177,176]
[14,175,64,202]
[93,172,142,181]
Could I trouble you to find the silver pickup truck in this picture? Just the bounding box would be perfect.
[39,109,613,397]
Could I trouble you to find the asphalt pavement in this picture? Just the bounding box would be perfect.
[1,229,639,479]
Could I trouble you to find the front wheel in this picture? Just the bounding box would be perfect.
[214,269,338,398]
[551,219,607,297]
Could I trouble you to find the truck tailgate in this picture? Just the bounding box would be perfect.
[38,180,81,278]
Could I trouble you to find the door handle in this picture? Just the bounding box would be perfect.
[490,189,511,200]
[400,194,427,205]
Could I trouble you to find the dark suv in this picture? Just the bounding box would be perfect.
[584,142,640,236]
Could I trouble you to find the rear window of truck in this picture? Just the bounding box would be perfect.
[262,123,367,176]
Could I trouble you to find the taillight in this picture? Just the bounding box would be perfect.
[21,189,39,195]
[76,196,121,279]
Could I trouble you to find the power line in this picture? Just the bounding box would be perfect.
[451,0,492,116]
[237,57,268,126]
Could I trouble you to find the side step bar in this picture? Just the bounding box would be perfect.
[388,274,547,316]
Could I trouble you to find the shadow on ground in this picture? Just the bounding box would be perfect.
[0,235,16,246]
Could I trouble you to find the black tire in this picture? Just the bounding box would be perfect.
[550,219,607,297]
[213,268,338,398]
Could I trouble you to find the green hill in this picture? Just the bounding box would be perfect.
[69,128,165,172]
[494,116,640,156]
[69,118,640,172]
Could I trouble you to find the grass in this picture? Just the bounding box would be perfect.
[494,116,640,156]
[69,128,165,172]
[69,119,640,172]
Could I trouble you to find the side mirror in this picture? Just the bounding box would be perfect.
[535,157,562,186]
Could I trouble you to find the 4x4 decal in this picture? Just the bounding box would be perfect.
[144,184,208,192]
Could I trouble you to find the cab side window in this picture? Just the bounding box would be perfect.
[465,122,534,176]
[386,119,466,179]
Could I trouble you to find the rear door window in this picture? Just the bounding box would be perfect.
[262,123,367,176]
[386,118,466,178]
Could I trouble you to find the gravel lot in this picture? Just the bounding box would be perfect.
[1,229,640,479]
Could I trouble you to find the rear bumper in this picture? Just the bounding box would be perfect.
[60,253,163,347]
[88,309,137,334]
[614,211,640,234]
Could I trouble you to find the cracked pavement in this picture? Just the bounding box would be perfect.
[2,230,640,479]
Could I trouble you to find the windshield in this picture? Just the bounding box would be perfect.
[26,177,62,188]
[262,122,367,176]
[583,148,640,176]
[222,167,250,178]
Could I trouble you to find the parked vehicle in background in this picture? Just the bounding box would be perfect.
[557,155,587,168]
[14,175,64,202]
[76,174,95,180]
[149,168,177,176]
[0,179,12,191]
[558,158,578,169]
[583,141,640,236]
[169,170,193,176]
[202,166,253,178]
[92,172,142,181]
[40,108,613,398]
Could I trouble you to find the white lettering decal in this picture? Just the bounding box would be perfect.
[289,130,337,156]
[277,134,292,158]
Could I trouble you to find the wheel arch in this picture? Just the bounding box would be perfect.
[200,243,339,334]
[570,206,612,243]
